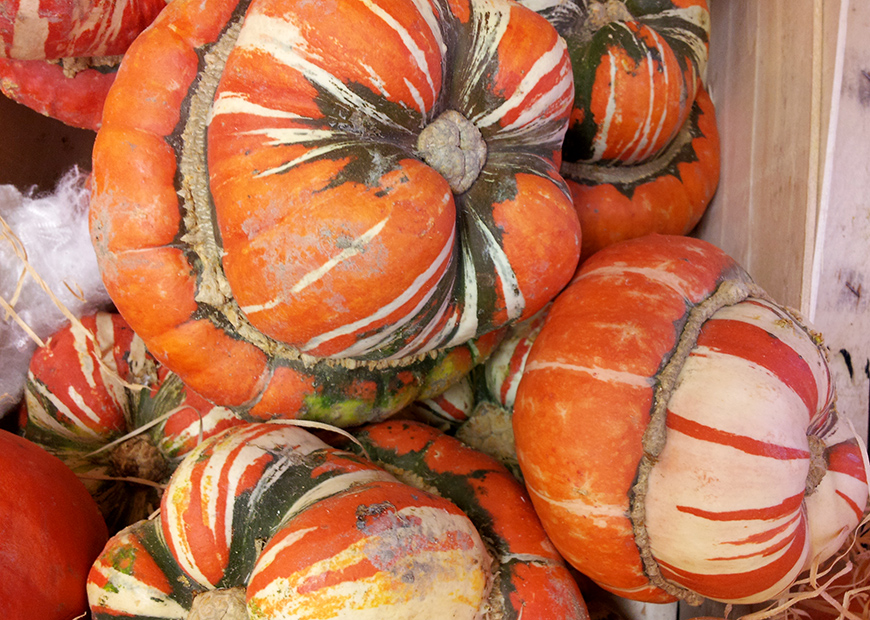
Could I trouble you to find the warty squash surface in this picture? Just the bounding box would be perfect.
[89,0,581,425]
[512,234,870,606]
[87,420,589,619]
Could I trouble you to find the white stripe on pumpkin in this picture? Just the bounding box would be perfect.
[87,551,188,618]
[10,0,50,59]
[356,0,440,108]
[473,36,572,141]
[299,221,455,357]
[588,47,619,163]
[233,11,413,133]
[614,25,673,165]
[667,349,815,449]
[523,360,654,389]
[26,378,103,441]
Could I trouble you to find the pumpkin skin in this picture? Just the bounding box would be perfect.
[0,0,167,129]
[21,311,247,532]
[89,0,580,424]
[87,421,588,618]
[0,429,109,620]
[0,57,118,129]
[512,234,870,605]
[563,86,720,261]
[522,0,710,165]
[350,419,591,618]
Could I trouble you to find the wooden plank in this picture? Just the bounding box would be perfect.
[696,0,821,311]
[807,0,870,444]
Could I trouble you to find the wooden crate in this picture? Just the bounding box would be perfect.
[0,0,867,618]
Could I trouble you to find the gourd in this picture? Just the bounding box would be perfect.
[523,0,711,165]
[563,87,720,261]
[517,0,718,260]
[0,0,167,129]
[511,234,870,605]
[88,0,581,426]
[87,420,590,619]
[0,429,108,620]
[21,311,247,532]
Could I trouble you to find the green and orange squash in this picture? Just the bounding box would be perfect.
[88,0,581,425]
[563,86,720,261]
[524,0,711,165]
[87,420,589,618]
[20,311,247,532]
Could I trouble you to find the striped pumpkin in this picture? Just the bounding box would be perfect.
[521,0,710,165]
[512,234,870,605]
[87,420,589,619]
[448,307,550,478]
[21,311,246,532]
[350,419,590,618]
[88,0,580,424]
[562,86,721,261]
[0,0,167,129]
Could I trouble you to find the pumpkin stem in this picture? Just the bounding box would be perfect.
[109,434,168,483]
[571,0,633,44]
[417,110,487,194]
[188,587,248,620]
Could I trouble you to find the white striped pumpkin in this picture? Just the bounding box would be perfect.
[88,0,580,425]
[86,421,589,619]
[512,234,870,605]
[0,0,167,129]
[520,0,711,166]
[21,311,247,532]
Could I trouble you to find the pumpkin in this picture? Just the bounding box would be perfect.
[0,0,167,129]
[562,86,721,261]
[0,429,108,620]
[88,0,581,425]
[0,57,118,130]
[349,419,591,618]
[21,311,247,532]
[511,234,870,605]
[87,420,589,618]
[522,0,711,165]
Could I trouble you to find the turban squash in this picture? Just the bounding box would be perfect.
[87,420,589,618]
[0,0,167,129]
[563,86,720,261]
[511,234,870,605]
[20,311,246,532]
[517,0,718,260]
[524,0,711,165]
[89,0,581,425]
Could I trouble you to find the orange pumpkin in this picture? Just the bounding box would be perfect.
[522,0,710,165]
[0,429,108,620]
[0,0,167,129]
[89,0,580,424]
[563,87,721,261]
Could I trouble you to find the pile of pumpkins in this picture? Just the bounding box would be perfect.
[2,0,868,619]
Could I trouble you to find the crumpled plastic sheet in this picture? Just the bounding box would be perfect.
[0,167,113,418]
